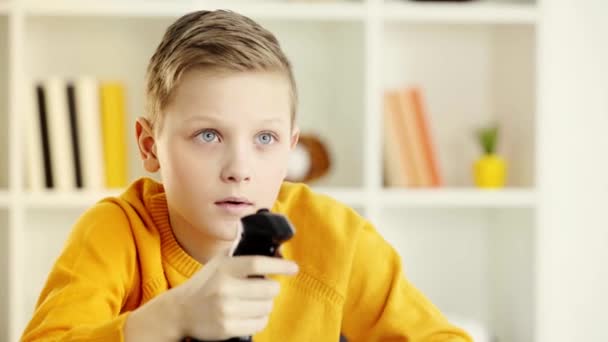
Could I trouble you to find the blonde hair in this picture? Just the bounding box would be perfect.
[145,10,297,131]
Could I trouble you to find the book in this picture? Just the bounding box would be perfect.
[36,84,54,189]
[383,86,442,188]
[383,91,414,187]
[43,77,76,191]
[100,81,128,189]
[66,82,83,189]
[397,88,430,187]
[75,77,105,190]
[410,87,442,187]
[25,83,46,191]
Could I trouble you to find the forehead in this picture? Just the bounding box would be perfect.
[168,68,292,123]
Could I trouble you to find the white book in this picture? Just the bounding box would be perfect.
[25,82,44,191]
[43,77,75,191]
[74,77,105,190]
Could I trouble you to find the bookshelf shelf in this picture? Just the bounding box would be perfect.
[24,190,121,209]
[21,187,537,209]
[23,1,366,21]
[20,1,538,24]
[380,188,536,208]
[383,1,537,24]
[23,187,368,209]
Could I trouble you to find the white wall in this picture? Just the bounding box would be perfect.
[536,0,608,341]
[0,16,7,188]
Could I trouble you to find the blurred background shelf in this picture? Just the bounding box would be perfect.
[383,0,537,24]
[23,187,366,209]
[22,0,366,21]
[380,188,536,208]
[16,0,538,24]
[24,190,121,209]
[21,188,536,209]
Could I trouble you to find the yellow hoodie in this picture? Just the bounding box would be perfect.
[22,177,471,342]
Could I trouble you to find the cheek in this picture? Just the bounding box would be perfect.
[258,147,290,179]
[160,140,216,183]
[161,143,218,208]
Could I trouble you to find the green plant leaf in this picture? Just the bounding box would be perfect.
[476,124,499,155]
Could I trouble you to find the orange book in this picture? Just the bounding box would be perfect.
[410,87,442,187]
[383,91,413,187]
[397,88,430,187]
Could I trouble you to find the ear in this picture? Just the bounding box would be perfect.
[290,125,300,150]
[135,117,160,173]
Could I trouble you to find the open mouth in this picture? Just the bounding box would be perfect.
[215,197,253,214]
[215,200,251,206]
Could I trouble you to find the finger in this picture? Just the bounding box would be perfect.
[276,245,284,258]
[226,256,299,278]
[225,277,281,300]
[221,299,274,319]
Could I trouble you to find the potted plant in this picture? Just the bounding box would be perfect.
[473,124,507,188]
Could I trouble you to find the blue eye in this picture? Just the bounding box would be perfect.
[257,132,275,145]
[198,129,219,143]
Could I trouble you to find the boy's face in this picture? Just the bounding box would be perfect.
[137,68,299,241]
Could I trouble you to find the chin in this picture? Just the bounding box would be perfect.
[206,219,241,240]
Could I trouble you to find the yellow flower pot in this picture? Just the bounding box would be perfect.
[473,154,507,188]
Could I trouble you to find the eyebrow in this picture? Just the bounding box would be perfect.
[184,115,285,125]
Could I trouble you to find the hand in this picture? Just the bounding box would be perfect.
[172,255,299,340]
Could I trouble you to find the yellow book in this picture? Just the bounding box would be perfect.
[99,82,128,188]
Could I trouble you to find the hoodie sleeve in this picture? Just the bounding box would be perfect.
[21,202,138,342]
[341,221,473,342]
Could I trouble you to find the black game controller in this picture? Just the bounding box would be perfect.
[183,209,296,342]
[232,208,295,258]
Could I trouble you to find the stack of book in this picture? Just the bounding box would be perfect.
[383,86,441,188]
[26,77,128,191]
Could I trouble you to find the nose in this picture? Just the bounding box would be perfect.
[220,144,252,184]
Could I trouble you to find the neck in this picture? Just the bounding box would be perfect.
[168,211,240,265]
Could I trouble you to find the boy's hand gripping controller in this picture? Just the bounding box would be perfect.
[183,209,296,342]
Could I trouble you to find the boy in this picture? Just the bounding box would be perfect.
[22,10,472,342]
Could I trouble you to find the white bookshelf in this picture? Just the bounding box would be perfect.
[22,187,366,209]
[22,0,367,20]
[19,0,538,24]
[23,191,122,209]
[3,1,608,342]
[21,187,535,209]
[380,188,536,208]
[383,0,537,23]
